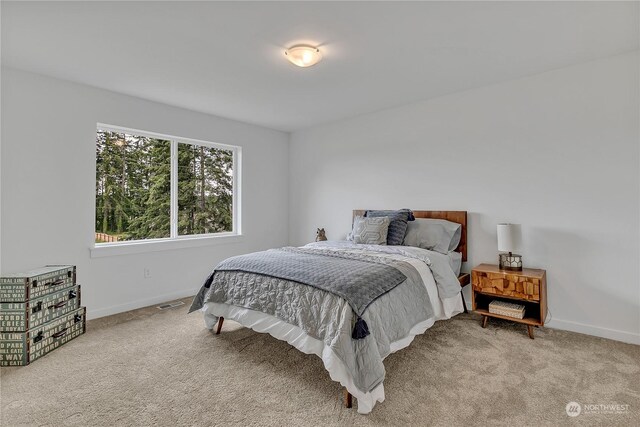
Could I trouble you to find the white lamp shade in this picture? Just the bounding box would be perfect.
[497,223,520,252]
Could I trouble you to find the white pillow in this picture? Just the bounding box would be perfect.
[351,216,390,245]
[403,218,461,254]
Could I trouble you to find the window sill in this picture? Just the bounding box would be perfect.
[90,233,244,258]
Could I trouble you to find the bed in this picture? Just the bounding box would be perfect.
[190,210,468,414]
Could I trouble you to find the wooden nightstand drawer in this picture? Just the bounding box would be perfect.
[471,269,543,302]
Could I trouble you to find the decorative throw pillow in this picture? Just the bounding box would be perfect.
[365,209,412,246]
[351,216,390,245]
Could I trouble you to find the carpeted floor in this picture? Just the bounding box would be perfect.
[1,298,638,426]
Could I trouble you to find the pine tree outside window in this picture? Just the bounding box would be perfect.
[95,124,240,246]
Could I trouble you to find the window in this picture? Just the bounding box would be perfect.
[95,124,240,246]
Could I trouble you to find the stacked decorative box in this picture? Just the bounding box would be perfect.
[0,266,86,366]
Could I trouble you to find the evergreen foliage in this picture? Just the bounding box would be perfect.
[95,130,233,241]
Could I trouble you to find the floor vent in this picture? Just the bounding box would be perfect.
[157,301,185,310]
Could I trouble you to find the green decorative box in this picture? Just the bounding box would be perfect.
[0,307,86,366]
[0,285,81,332]
[0,266,76,302]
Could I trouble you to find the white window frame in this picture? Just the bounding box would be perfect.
[90,124,242,258]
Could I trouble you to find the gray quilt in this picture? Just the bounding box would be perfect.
[190,242,460,393]
[208,247,410,338]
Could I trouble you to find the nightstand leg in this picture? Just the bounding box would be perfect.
[527,325,534,339]
[481,315,488,328]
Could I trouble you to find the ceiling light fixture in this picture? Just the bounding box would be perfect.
[285,45,322,68]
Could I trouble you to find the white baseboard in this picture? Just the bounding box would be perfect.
[546,318,640,345]
[87,287,200,320]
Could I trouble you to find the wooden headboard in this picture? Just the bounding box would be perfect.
[353,210,468,261]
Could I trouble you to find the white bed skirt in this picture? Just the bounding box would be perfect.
[201,294,462,414]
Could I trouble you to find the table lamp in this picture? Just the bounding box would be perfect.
[497,223,522,271]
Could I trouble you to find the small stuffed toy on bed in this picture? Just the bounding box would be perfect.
[316,228,327,242]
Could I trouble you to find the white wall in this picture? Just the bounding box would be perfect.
[1,68,289,318]
[2,52,639,344]
[289,51,640,344]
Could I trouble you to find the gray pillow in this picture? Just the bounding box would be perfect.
[351,216,390,245]
[403,218,462,254]
[365,209,412,246]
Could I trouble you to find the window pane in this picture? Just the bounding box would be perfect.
[95,130,171,242]
[177,143,233,235]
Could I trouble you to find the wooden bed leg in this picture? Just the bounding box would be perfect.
[460,291,468,313]
[481,315,488,328]
[216,316,224,335]
[343,388,353,409]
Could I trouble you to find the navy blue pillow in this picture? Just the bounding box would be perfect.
[365,209,412,246]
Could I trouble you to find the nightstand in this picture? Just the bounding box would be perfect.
[471,264,547,339]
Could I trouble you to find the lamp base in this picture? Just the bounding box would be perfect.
[499,253,523,271]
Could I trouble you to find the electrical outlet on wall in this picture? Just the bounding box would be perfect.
[144,268,152,279]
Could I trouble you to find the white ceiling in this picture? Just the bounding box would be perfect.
[2,1,638,132]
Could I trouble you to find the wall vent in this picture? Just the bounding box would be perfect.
[157,301,185,310]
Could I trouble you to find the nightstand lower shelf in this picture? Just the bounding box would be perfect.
[475,308,541,326]
[476,309,540,339]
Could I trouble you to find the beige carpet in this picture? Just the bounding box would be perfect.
[1,298,638,426]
